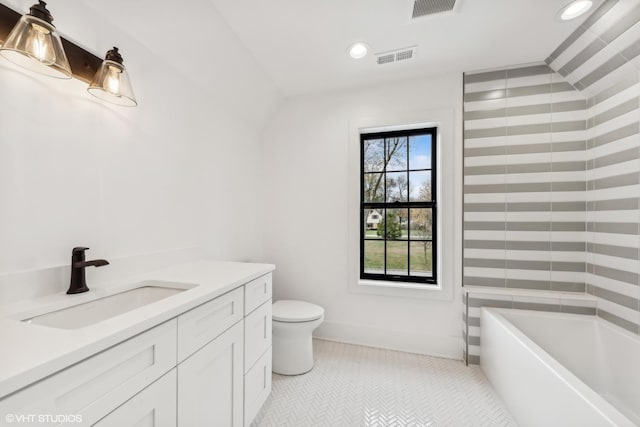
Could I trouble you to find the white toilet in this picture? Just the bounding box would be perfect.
[272,300,324,375]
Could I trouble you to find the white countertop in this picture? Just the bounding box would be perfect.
[0,260,275,399]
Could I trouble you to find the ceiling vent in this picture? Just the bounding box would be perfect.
[412,0,457,18]
[375,46,417,65]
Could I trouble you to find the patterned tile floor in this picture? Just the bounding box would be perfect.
[253,339,517,427]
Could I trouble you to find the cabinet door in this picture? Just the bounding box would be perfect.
[94,369,177,427]
[178,321,244,427]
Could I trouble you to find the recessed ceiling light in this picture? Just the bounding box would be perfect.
[348,42,369,59]
[558,0,593,21]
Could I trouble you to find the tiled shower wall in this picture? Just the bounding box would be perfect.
[546,0,640,334]
[463,0,640,363]
[463,65,588,292]
[462,64,591,364]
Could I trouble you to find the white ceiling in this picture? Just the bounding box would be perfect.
[209,0,602,96]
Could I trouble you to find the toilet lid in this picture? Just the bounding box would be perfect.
[272,300,324,322]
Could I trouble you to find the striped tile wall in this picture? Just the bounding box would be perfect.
[463,64,588,293]
[547,0,640,335]
[462,0,640,363]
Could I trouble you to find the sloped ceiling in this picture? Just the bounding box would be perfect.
[2,0,601,98]
[209,0,603,96]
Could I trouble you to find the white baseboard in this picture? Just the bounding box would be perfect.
[314,320,463,360]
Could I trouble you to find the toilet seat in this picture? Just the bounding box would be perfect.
[272,300,324,323]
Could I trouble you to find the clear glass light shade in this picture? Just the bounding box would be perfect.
[87,60,137,107]
[0,15,71,78]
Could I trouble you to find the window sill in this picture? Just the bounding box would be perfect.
[353,279,452,301]
[359,279,440,290]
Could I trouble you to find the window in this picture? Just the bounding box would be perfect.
[360,127,437,284]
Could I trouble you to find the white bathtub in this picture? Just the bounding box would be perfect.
[480,307,640,427]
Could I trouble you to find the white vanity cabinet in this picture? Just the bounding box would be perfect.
[177,287,244,362]
[175,285,246,426]
[244,349,272,427]
[94,369,177,427]
[177,321,244,426]
[0,270,274,427]
[175,273,273,427]
[243,275,273,427]
[0,320,177,427]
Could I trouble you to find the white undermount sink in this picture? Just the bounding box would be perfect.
[22,283,191,329]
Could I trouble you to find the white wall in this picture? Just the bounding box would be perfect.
[0,0,465,357]
[262,74,464,359]
[0,1,281,291]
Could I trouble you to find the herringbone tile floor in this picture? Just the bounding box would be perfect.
[253,339,517,427]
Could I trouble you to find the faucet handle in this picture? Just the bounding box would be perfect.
[72,247,90,257]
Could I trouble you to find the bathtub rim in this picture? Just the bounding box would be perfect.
[481,307,636,427]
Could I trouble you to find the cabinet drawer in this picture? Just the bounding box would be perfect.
[94,369,177,427]
[244,348,272,427]
[245,274,272,315]
[244,300,272,371]
[0,320,177,426]
[178,287,244,362]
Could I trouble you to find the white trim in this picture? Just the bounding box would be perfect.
[358,279,442,291]
[347,108,457,301]
[314,320,463,359]
[360,122,437,134]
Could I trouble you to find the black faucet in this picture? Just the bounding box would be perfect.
[67,247,109,294]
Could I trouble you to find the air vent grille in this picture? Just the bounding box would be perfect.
[375,46,417,65]
[412,0,456,18]
[396,50,413,61]
[377,54,395,65]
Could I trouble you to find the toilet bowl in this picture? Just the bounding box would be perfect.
[272,300,324,375]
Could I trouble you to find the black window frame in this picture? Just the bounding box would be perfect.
[360,127,438,285]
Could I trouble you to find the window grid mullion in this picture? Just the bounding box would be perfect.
[406,138,410,276]
[383,138,388,276]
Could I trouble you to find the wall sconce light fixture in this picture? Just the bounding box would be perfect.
[88,47,137,107]
[0,1,71,78]
[0,1,137,106]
